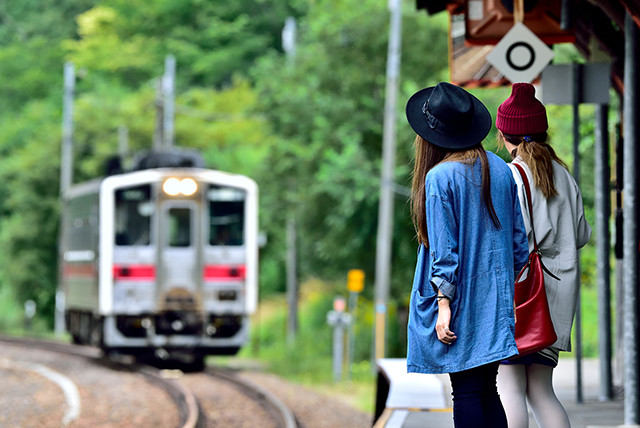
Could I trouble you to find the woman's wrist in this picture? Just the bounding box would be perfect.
[436,294,450,305]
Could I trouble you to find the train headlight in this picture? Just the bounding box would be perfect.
[180,178,197,196]
[163,178,181,196]
[163,178,198,196]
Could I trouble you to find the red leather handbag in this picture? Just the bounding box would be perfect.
[512,163,558,357]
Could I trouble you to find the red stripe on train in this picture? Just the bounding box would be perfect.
[203,265,246,281]
[113,265,156,280]
[63,263,96,278]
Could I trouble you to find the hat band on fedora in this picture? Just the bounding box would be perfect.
[422,101,469,136]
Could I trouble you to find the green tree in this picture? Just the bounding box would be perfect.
[65,0,307,89]
[0,0,453,349]
[0,0,94,112]
[0,0,95,324]
[0,0,299,327]
[251,0,449,354]
[0,99,62,321]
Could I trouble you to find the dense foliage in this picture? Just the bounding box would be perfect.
[0,0,599,361]
[0,0,307,322]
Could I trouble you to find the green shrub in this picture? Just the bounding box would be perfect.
[244,280,377,383]
[0,285,22,332]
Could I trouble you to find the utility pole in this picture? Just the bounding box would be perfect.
[56,62,75,336]
[118,125,129,161]
[153,79,164,151]
[163,55,176,150]
[283,17,299,345]
[60,62,75,196]
[282,17,297,65]
[286,216,298,344]
[374,0,401,360]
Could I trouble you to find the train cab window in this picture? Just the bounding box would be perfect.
[208,186,245,246]
[115,185,152,246]
[168,208,191,247]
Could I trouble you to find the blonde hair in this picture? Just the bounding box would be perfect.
[497,132,568,198]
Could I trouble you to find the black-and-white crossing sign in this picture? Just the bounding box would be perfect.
[486,22,555,83]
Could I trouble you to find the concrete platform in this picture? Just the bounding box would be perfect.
[374,358,627,428]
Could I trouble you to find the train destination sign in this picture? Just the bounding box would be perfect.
[486,22,554,84]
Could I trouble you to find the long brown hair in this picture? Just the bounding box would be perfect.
[410,135,501,246]
[498,132,568,198]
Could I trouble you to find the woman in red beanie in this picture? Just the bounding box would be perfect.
[495,82,592,428]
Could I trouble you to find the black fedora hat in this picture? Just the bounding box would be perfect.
[406,82,491,149]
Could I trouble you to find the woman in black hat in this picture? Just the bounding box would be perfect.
[405,82,530,427]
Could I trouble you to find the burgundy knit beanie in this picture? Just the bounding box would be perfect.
[496,83,548,135]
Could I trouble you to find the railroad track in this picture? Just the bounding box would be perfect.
[205,366,298,428]
[0,335,298,428]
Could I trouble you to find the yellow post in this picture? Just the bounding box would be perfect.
[347,269,365,293]
[375,305,386,360]
[346,269,365,377]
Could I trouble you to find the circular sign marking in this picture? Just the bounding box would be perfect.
[506,42,536,71]
[486,23,555,83]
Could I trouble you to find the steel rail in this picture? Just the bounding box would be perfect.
[0,335,201,428]
[206,367,298,428]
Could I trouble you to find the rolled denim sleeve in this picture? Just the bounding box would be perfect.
[426,193,459,300]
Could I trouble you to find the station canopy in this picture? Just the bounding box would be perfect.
[416,0,640,91]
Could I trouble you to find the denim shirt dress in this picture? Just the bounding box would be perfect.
[407,151,529,374]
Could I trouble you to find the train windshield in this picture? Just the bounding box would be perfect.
[208,186,245,246]
[168,207,192,247]
[115,184,152,246]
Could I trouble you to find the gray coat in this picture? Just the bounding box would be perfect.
[509,158,592,351]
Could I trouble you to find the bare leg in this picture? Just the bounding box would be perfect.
[525,364,571,428]
[497,364,529,428]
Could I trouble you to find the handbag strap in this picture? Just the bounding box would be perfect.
[512,162,560,281]
[513,162,539,252]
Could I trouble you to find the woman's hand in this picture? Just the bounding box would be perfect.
[436,296,457,345]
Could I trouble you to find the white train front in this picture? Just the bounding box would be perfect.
[59,152,258,366]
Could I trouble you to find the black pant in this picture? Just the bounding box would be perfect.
[449,362,507,428]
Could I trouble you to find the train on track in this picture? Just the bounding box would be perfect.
[58,150,258,367]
